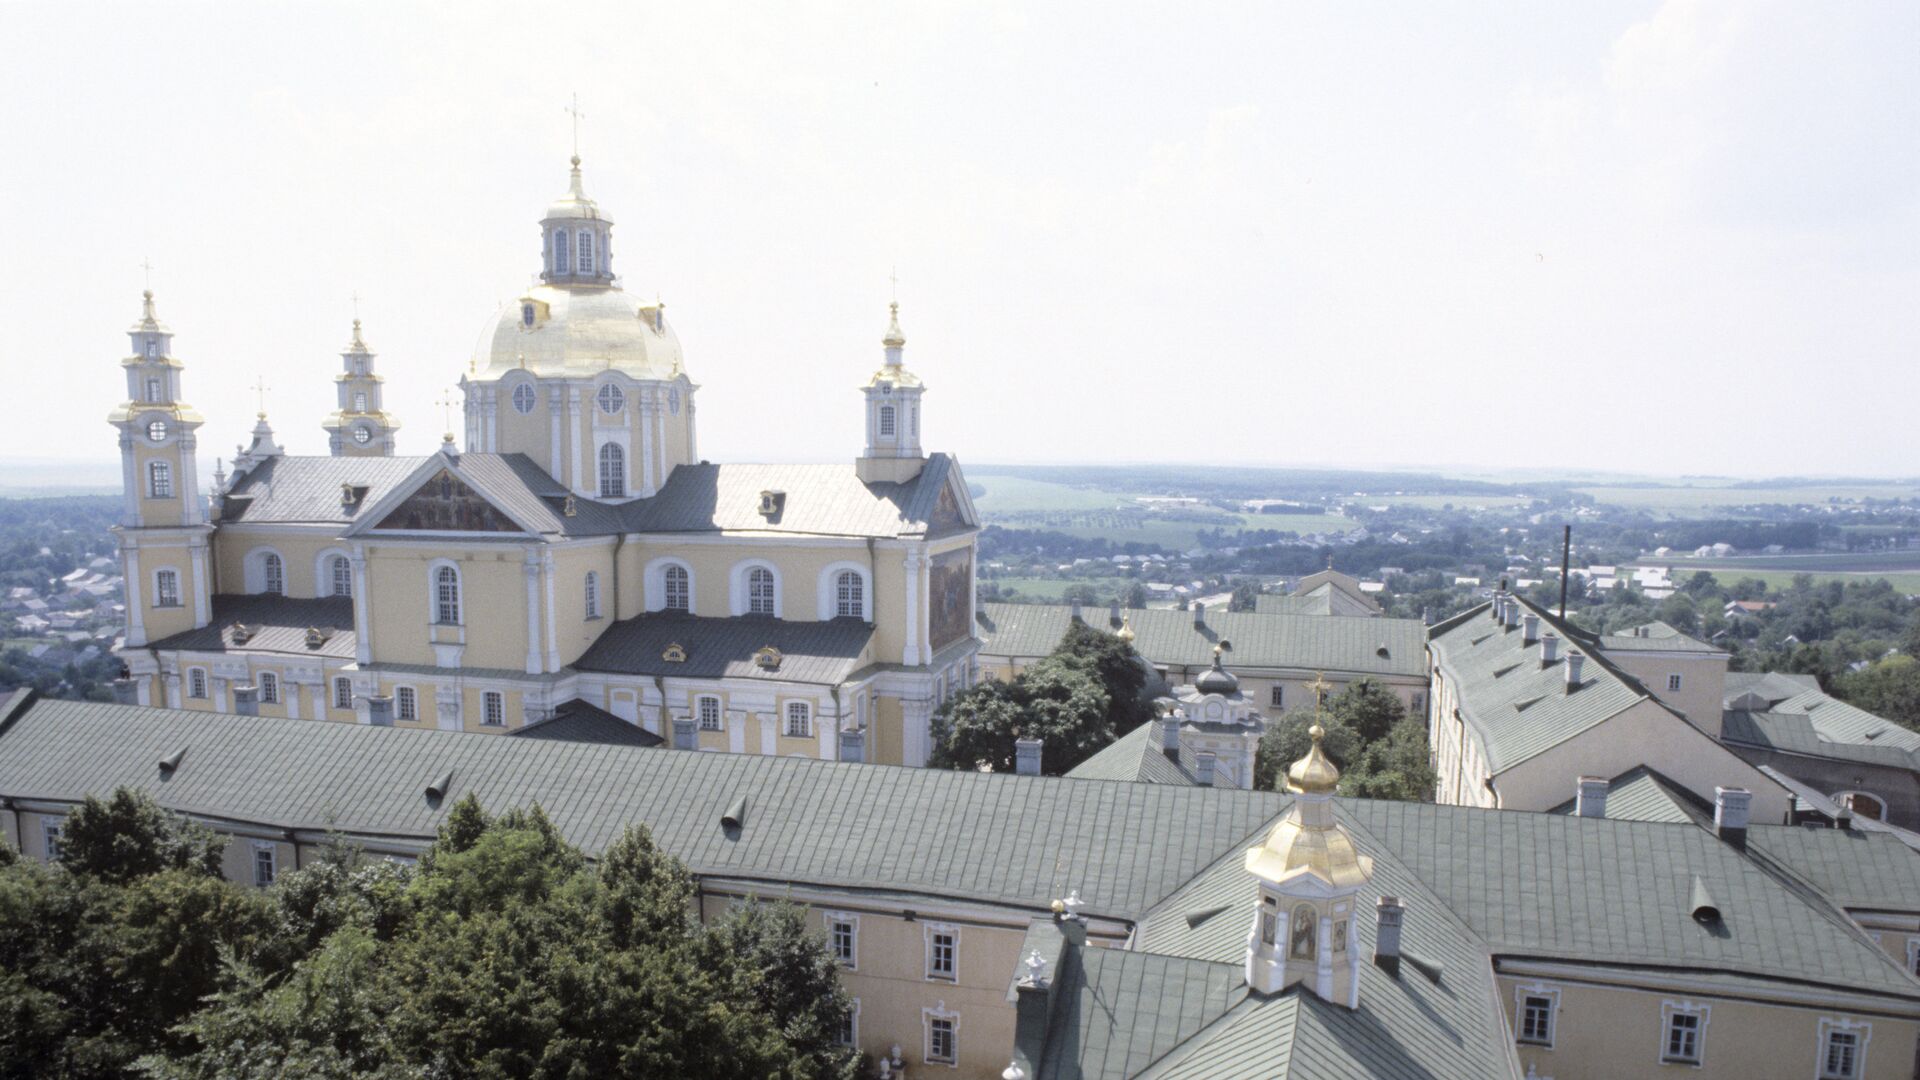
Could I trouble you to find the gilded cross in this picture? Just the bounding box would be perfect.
[889,266,899,303]
[565,93,587,157]
[350,290,361,321]
[251,377,270,415]
[437,390,456,435]
[1305,671,1334,709]
[139,257,154,290]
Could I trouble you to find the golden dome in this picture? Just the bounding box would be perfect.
[1116,615,1135,644]
[1286,724,1341,795]
[1243,809,1374,888]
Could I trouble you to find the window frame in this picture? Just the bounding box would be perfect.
[785,700,812,738]
[835,569,864,619]
[42,819,62,862]
[665,564,690,612]
[577,228,595,273]
[482,690,505,727]
[256,551,285,596]
[595,382,625,415]
[749,567,776,616]
[153,567,181,608]
[1658,999,1709,1066]
[511,382,537,414]
[879,404,896,437]
[552,229,569,275]
[252,842,277,888]
[1818,1017,1871,1080]
[395,685,418,722]
[433,563,462,626]
[825,911,859,969]
[1667,673,1684,692]
[924,922,959,982]
[598,441,626,498]
[922,1004,960,1067]
[838,997,860,1049]
[148,460,172,499]
[1514,984,1560,1048]
[329,555,353,598]
[333,677,353,711]
[697,695,723,732]
[147,419,168,442]
[1269,685,1285,709]
[585,571,601,619]
[258,672,279,704]
[145,375,162,403]
[188,667,208,700]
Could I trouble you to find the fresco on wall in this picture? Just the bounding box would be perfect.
[375,471,516,532]
[928,547,974,652]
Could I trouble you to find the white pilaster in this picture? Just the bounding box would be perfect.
[524,552,544,674]
[163,671,181,709]
[351,549,372,665]
[123,543,147,646]
[189,534,211,627]
[638,394,656,498]
[548,384,564,482]
[901,548,924,666]
[759,712,776,755]
[567,390,584,496]
[543,548,560,671]
[284,681,301,720]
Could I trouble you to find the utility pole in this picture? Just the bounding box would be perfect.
[1558,524,1572,620]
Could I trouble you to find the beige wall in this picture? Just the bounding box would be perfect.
[1605,651,1730,738]
[212,529,342,599]
[362,542,534,671]
[1501,972,1920,1080]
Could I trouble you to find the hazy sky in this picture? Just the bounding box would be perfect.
[2,2,1914,480]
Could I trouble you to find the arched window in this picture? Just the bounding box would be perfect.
[148,461,172,499]
[512,383,536,414]
[748,567,776,615]
[1288,904,1317,960]
[553,229,569,274]
[434,565,461,625]
[262,553,284,595]
[258,672,279,704]
[835,570,864,619]
[596,383,625,414]
[329,556,352,597]
[878,405,895,437]
[664,564,690,611]
[145,376,162,403]
[577,229,595,273]
[598,442,625,497]
[585,571,601,618]
[521,303,536,328]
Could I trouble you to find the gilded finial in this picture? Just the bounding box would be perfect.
[1305,671,1334,710]
[882,299,906,351]
[1116,614,1135,644]
[1286,722,1341,795]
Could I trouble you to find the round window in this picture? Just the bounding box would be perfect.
[147,420,167,442]
[596,383,625,415]
[667,387,681,415]
[353,425,372,444]
[512,383,536,415]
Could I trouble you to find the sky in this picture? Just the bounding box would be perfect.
[1,1,1914,481]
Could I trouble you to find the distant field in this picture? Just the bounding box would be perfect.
[1359,494,1533,511]
[1660,568,1920,594]
[982,576,1138,601]
[970,476,1131,513]
[972,475,1356,550]
[1655,551,1920,573]
[1580,484,1920,515]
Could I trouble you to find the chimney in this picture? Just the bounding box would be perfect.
[1193,602,1206,629]
[1161,713,1182,761]
[1015,737,1044,776]
[1564,651,1585,691]
[111,678,138,706]
[1714,786,1752,850]
[672,716,697,751]
[1576,775,1609,819]
[1505,600,1521,629]
[1540,633,1560,666]
[1834,807,1853,832]
[1108,601,1121,627]
[1374,896,1404,974]
[1194,750,1216,787]
[365,694,394,726]
[1490,593,1505,621]
[233,683,259,716]
[838,728,866,763]
[1522,613,1540,645]
[1070,599,1083,622]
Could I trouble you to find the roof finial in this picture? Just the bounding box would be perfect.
[437,390,457,442]
[566,93,586,160]
[1285,722,1341,794]
[882,298,906,352]
[251,376,271,418]
[1305,671,1334,710]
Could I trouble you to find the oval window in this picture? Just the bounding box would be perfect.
[353,426,372,444]
[147,420,168,442]
[596,383,625,415]
[512,383,537,414]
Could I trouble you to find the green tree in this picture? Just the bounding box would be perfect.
[699,900,859,1078]
[1060,583,1101,606]
[1120,582,1148,609]
[928,677,1032,773]
[1325,678,1407,745]
[1229,582,1259,612]
[1341,718,1438,802]
[1838,655,1920,731]
[58,788,227,884]
[1655,593,1700,635]
[1057,618,1151,736]
[1253,713,1360,792]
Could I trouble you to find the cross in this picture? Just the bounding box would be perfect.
[1305,671,1334,709]
[437,390,456,435]
[139,257,153,291]
[251,377,270,416]
[350,290,360,321]
[889,266,899,303]
[565,93,586,158]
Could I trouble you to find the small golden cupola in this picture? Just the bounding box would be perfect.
[1243,724,1374,1008]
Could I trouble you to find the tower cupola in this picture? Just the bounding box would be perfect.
[323,317,401,456]
[540,157,615,287]
[856,300,928,485]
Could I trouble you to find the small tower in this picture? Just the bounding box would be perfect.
[856,301,927,484]
[540,156,614,287]
[1243,724,1374,1008]
[107,290,213,651]
[323,318,401,456]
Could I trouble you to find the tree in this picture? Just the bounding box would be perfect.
[1325,678,1407,745]
[1655,593,1700,635]
[58,788,227,884]
[698,900,859,1077]
[1838,655,1920,731]
[1120,582,1148,609]
[1341,718,1438,802]
[1060,583,1101,606]
[928,677,1033,773]
[1253,714,1360,792]
[1229,582,1259,612]
[1057,618,1151,736]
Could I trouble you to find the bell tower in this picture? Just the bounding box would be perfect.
[323,318,401,456]
[108,290,212,656]
[856,301,927,484]
[1243,724,1375,1008]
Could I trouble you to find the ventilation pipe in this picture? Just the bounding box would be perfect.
[1540,633,1561,666]
[838,728,865,763]
[1374,896,1405,974]
[1576,776,1609,819]
[1015,737,1043,776]
[1522,613,1540,645]
[1564,652,1585,691]
[365,694,394,726]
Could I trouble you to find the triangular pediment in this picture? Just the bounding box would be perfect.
[373,469,523,533]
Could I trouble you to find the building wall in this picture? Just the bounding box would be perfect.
[1605,650,1730,737]
[212,528,344,599]
[1428,661,1496,808]
[1725,745,1920,833]
[362,541,536,671]
[1500,972,1920,1080]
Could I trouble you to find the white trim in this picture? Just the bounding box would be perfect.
[839,996,860,1049]
[427,559,464,626]
[730,559,783,617]
[149,564,184,609]
[644,556,697,614]
[481,690,506,727]
[924,921,960,982]
[1658,998,1710,1067]
[314,547,353,597]
[243,546,288,595]
[824,909,859,970]
[784,699,812,738]
[817,560,873,621]
[187,666,209,700]
[584,570,602,619]
[1817,1015,1871,1079]
[921,1000,960,1068]
[1513,982,1560,1048]
[696,694,723,732]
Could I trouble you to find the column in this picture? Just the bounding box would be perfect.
[638,394,656,498]
[524,551,544,673]
[189,534,212,627]
[123,544,147,646]
[283,680,302,720]
[901,549,924,666]
[351,550,372,665]
[163,670,182,709]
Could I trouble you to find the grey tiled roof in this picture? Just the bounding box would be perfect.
[1746,824,1920,913]
[1252,593,1332,616]
[1722,710,1920,771]
[1598,621,1725,654]
[220,454,427,525]
[508,698,662,748]
[1756,767,1920,853]
[147,594,356,659]
[1545,766,1713,826]
[573,612,876,685]
[1065,723,1203,786]
[624,455,964,538]
[977,604,1425,678]
[1724,672,1920,757]
[1035,948,1251,1080]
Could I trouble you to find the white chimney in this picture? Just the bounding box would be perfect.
[1161,714,1182,761]
[1194,750,1216,787]
[1564,651,1585,691]
[1576,776,1609,818]
[1015,737,1044,776]
[1374,896,1404,974]
[1522,613,1540,645]
[1715,786,1751,850]
[1540,633,1560,666]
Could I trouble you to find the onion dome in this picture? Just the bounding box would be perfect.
[1116,615,1136,644]
[1286,724,1342,795]
[1194,645,1239,696]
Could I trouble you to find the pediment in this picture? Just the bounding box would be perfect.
[373,469,521,532]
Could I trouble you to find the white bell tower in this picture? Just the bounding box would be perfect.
[856,301,927,484]
[324,318,401,456]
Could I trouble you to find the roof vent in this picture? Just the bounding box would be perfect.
[1576,776,1609,818]
[1714,786,1751,850]
[722,795,748,831]
[1689,875,1721,923]
[757,489,785,518]
[1540,632,1560,667]
[1375,644,1390,658]
[340,481,357,506]
[661,642,687,663]
[1185,905,1231,930]
[754,645,783,671]
[563,495,577,518]
[1374,896,1405,974]
[158,747,186,775]
[425,770,454,802]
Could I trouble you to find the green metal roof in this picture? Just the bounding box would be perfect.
[1036,948,1250,1080]
[1545,766,1712,826]
[977,604,1425,679]
[1746,825,1920,913]
[1065,724,1202,786]
[1598,621,1726,654]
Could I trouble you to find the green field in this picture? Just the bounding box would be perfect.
[970,476,1132,513]
[982,576,1139,601]
[1661,568,1920,594]
[1356,494,1533,511]
[1579,483,1920,516]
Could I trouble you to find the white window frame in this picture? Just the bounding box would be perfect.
[246,547,288,595]
[328,555,353,598]
[730,560,782,618]
[879,404,896,437]
[258,672,279,704]
[817,562,873,621]
[147,419,168,442]
[595,381,625,415]
[785,700,812,738]
[482,691,505,727]
[924,922,959,982]
[922,1002,960,1067]
[838,997,860,1048]
[598,441,626,498]
[1514,983,1559,1048]
[553,229,569,275]
[42,819,62,862]
[577,228,595,274]
[585,571,601,619]
[148,460,172,499]
[153,567,181,608]
[1667,673,1684,692]
[511,382,537,414]
[429,560,462,626]
[352,391,368,412]
[333,676,353,710]
[188,667,208,699]
[1818,1017,1871,1080]
[252,842,277,888]
[395,685,418,722]
[145,375,162,403]
[697,695,723,732]
[1658,999,1709,1066]
[646,558,695,614]
[825,910,859,969]
[1270,684,1284,709]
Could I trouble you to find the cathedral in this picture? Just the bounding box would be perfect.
[108,156,981,766]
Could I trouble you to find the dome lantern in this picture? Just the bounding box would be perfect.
[540,156,615,287]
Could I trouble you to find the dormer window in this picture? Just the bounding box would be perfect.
[522,303,536,327]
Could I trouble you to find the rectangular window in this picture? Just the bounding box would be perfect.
[926,925,958,981]
[1518,994,1555,1046]
[785,701,810,738]
[1411,692,1425,712]
[258,672,279,704]
[1667,673,1684,692]
[482,691,505,726]
[148,461,172,498]
[697,696,722,732]
[1663,1010,1702,1064]
[926,1015,957,1065]
[334,677,353,710]
[1820,1020,1868,1080]
[42,821,61,862]
[879,405,895,437]
[253,844,276,888]
[155,569,180,608]
[189,668,208,699]
[396,686,417,722]
[828,915,857,967]
[838,999,859,1048]
[1269,685,1284,709]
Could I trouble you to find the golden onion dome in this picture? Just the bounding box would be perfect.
[1286,724,1341,795]
[1116,615,1135,644]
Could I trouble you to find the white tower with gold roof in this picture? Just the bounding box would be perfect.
[856,300,927,484]
[1243,724,1375,1007]
[323,319,401,456]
